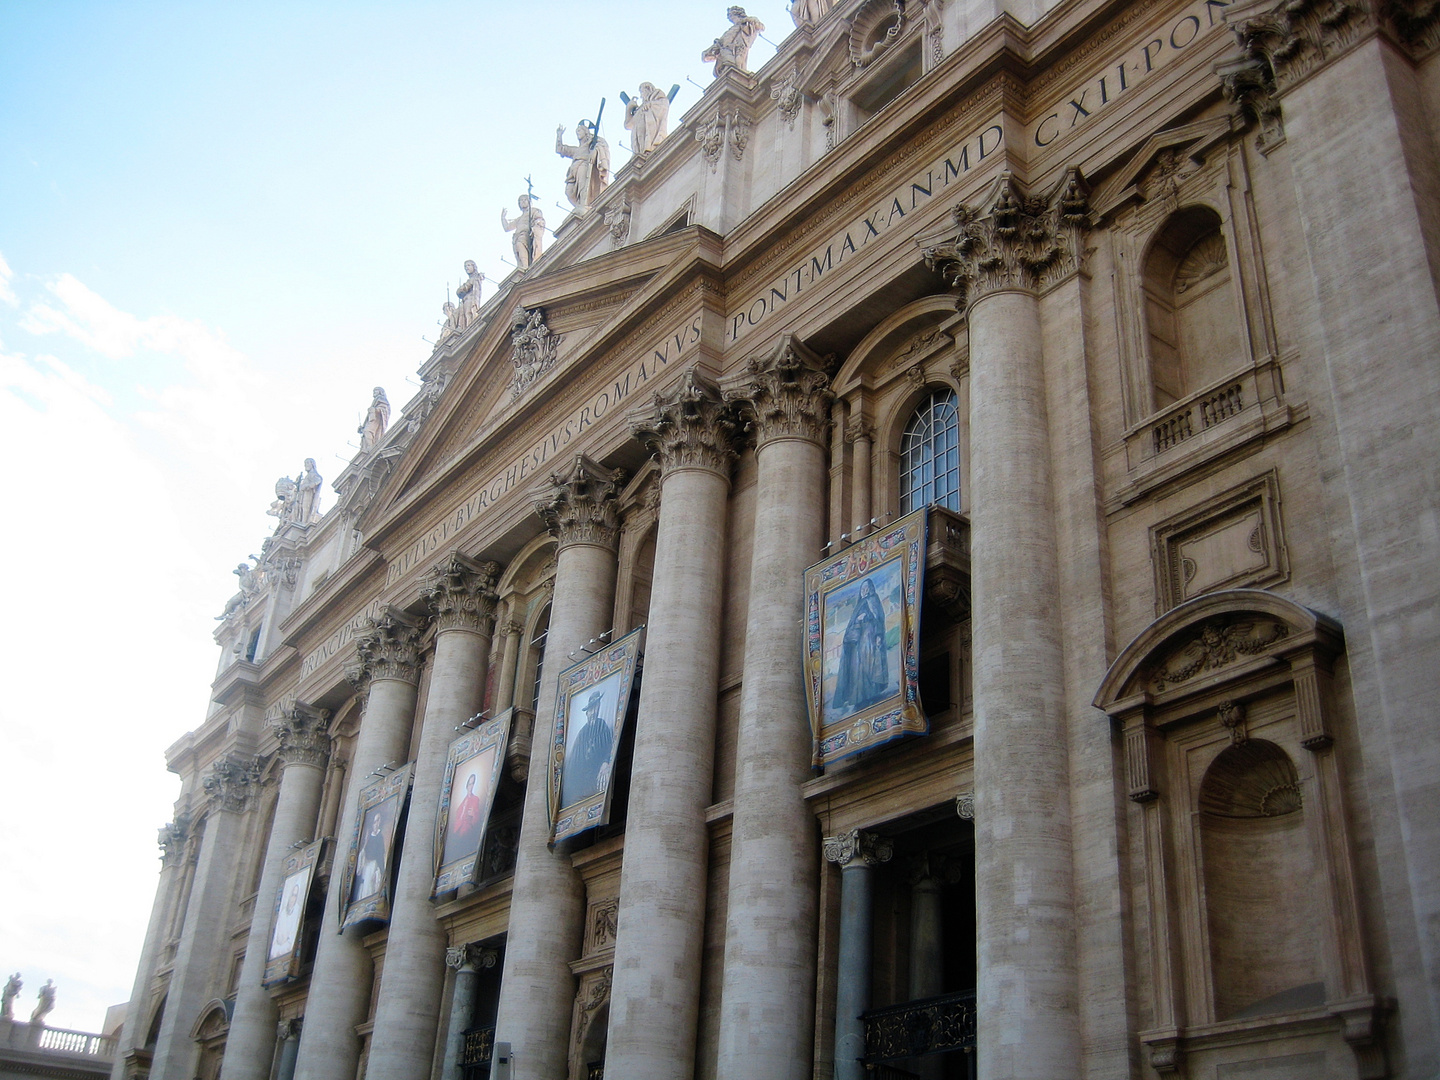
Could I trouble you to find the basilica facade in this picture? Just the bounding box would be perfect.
[111,0,1440,1078]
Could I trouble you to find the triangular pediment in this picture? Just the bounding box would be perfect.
[1091,116,1234,219]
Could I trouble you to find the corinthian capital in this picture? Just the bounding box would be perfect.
[203,755,261,814]
[1233,0,1370,92]
[631,369,738,477]
[922,168,1090,307]
[157,817,189,865]
[425,552,501,634]
[822,829,894,868]
[730,337,834,448]
[354,606,425,685]
[274,702,331,769]
[535,455,627,551]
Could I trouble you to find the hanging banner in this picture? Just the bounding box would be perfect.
[548,626,643,843]
[262,837,324,986]
[339,764,412,929]
[432,711,512,896]
[804,508,928,768]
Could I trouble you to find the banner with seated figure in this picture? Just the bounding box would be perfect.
[805,508,927,768]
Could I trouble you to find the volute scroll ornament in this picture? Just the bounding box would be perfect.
[921,168,1091,307]
[536,455,628,551]
[631,369,739,478]
[354,607,426,685]
[445,944,499,971]
[823,828,894,868]
[1232,0,1368,93]
[424,552,501,635]
[275,702,332,769]
[203,755,262,814]
[729,338,834,448]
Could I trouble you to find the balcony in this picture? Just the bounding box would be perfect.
[863,990,977,1078]
[459,1026,494,1080]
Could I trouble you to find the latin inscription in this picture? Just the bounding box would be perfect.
[385,314,705,586]
[300,598,384,679]
[1030,0,1232,148]
[726,116,1006,344]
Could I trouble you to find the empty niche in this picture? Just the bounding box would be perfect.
[1143,206,1245,410]
[1198,739,1323,1020]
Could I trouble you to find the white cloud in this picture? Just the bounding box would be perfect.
[0,252,16,307]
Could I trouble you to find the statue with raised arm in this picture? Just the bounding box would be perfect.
[456,261,485,321]
[2,974,20,1020]
[790,0,836,27]
[556,121,611,210]
[625,82,671,155]
[359,387,390,451]
[703,6,765,76]
[502,195,546,269]
[30,980,55,1026]
[294,459,322,524]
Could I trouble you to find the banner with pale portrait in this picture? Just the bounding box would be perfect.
[548,626,643,843]
[339,764,412,929]
[262,837,324,986]
[432,711,511,896]
[804,508,927,768]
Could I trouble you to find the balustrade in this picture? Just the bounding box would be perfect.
[862,990,976,1075]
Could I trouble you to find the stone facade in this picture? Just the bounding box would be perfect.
[113,1,1440,1079]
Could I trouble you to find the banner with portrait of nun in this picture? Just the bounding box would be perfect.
[262,837,324,986]
[804,507,927,768]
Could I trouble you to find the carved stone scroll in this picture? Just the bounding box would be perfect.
[822,829,894,868]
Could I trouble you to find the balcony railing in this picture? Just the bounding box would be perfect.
[1151,379,1245,454]
[586,1063,604,1080]
[863,989,977,1064]
[36,1026,116,1058]
[458,1026,494,1080]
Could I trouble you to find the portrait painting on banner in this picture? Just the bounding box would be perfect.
[549,626,643,843]
[432,711,511,896]
[804,507,928,768]
[263,838,323,986]
[340,765,411,929]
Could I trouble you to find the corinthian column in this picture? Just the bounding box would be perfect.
[494,455,624,1080]
[606,370,736,1080]
[368,555,499,1080]
[825,830,893,1080]
[717,340,832,1080]
[923,171,1085,1080]
[293,609,424,1080]
[221,705,332,1080]
[150,757,261,1080]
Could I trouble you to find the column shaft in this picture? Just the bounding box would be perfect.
[494,620,523,714]
[370,560,494,1080]
[607,464,729,1080]
[222,746,327,1080]
[441,961,481,1080]
[849,425,873,537]
[717,344,831,1080]
[496,453,624,1080]
[109,829,185,1080]
[968,289,1078,1079]
[275,1029,300,1080]
[834,863,876,1080]
[293,650,421,1080]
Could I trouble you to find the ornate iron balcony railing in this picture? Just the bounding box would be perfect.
[862,989,977,1063]
[458,1026,494,1079]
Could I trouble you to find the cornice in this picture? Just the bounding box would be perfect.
[278,549,385,647]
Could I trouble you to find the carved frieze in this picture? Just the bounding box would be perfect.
[632,370,739,477]
[730,338,833,448]
[604,199,631,247]
[510,309,561,401]
[203,755,262,814]
[354,607,425,685]
[771,67,804,129]
[1148,616,1290,691]
[536,455,627,551]
[424,552,500,635]
[922,169,1090,307]
[275,702,332,770]
[822,829,894,868]
[590,898,619,951]
[696,109,751,171]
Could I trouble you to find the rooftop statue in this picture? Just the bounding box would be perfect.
[267,475,297,521]
[703,6,765,76]
[790,0,836,27]
[294,459,323,524]
[359,387,390,452]
[1,973,19,1020]
[556,121,611,211]
[502,195,546,270]
[30,980,55,1026]
[624,82,672,155]
[456,261,485,319]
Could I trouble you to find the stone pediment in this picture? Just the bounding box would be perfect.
[1090,115,1234,219]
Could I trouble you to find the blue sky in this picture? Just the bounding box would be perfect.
[0,0,781,1032]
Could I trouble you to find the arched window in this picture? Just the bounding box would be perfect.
[899,388,960,514]
[1143,206,1244,409]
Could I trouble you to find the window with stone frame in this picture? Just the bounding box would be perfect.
[899,388,961,515]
